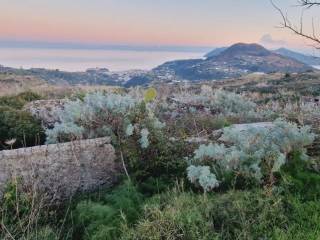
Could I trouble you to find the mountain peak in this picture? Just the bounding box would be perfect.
[155,42,312,81]
[216,43,271,59]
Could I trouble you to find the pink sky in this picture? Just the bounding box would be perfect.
[0,0,316,49]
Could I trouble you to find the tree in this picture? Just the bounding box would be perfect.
[272,0,320,48]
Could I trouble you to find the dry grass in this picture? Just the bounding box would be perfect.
[0,72,122,99]
[0,73,48,97]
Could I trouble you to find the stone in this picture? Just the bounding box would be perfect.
[0,137,117,202]
[24,99,66,128]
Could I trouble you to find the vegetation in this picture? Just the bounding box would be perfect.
[0,92,45,150]
[187,119,315,192]
[0,84,319,239]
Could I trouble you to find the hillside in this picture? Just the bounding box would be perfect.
[206,46,320,66]
[0,44,317,89]
[204,47,228,58]
[0,65,148,87]
[2,72,320,239]
[154,43,312,81]
[0,72,48,96]
[274,48,320,66]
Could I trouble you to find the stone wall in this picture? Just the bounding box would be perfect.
[306,115,320,157]
[0,137,117,202]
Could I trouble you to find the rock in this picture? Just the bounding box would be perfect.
[0,137,117,203]
[24,99,66,128]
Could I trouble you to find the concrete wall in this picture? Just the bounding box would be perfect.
[0,137,117,202]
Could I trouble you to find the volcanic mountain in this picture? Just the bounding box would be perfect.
[274,48,320,66]
[154,43,313,81]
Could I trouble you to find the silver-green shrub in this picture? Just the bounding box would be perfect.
[139,128,150,149]
[46,92,136,144]
[212,89,256,115]
[45,92,165,148]
[173,89,257,117]
[188,119,315,191]
[187,165,219,192]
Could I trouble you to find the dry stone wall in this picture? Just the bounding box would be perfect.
[0,137,117,202]
[306,115,320,157]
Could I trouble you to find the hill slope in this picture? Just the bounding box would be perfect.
[274,48,320,66]
[204,47,227,58]
[154,43,312,81]
[207,46,320,66]
[0,72,48,96]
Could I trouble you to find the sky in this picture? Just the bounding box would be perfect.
[0,0,318,51]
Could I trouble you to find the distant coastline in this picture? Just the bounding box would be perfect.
[0,39,214,53]
[0,47,205,72]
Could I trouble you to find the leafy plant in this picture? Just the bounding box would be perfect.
[73,181,143,240]
[280,151,320,201]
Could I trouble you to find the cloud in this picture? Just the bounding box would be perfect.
[259,34,287,48]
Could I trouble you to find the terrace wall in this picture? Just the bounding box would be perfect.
[0,137,117,202]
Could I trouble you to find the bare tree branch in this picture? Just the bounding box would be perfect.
[271,0,320,48]
[299,0,320,8]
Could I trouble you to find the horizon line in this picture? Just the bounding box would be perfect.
[0,39,313,56]
[0,39,217,53]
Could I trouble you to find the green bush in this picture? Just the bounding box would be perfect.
[0,91,42,109]
[72,181,144,240]
[280,152,320,201]
[0,106,45,150]
[122,128,189,195]
[121,188,289,240]
[274,198,320,240]
[121,187,320,240]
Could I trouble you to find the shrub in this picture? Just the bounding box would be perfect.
[0,91,44,149]
[172,89,257,117]
[188,119,315,191]
[166,113,232,139]
[120,188,288,240]
[274,198,320,240]
[0,91,42,109]
[45,92,165,149]
[46,92,137,143]
[122,123,189,194]
[120,190,216,240]
[72,181,143,240]
[0,106,45,150]
[46,92,187,191]
[144,88,157,103]
[212,89,256,116]
[280,152,320,201]
[0,180,59,240]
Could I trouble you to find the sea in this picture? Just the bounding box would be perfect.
[0,47,205,72]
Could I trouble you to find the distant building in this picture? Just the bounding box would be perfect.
[86,68,110,74]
